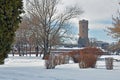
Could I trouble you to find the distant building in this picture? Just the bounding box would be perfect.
[95,41,109,49]
[78,20,89,47]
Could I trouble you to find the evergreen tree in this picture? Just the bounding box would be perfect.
[0,0,24,64]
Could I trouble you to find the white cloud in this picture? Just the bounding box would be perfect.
[89,23,112,30]
[23,0,119,43]
[62,0,119,30]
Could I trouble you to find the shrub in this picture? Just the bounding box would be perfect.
[44,54,56,69]
[78,47,103,68]
[105,57,113,70]
[79,53,97,68]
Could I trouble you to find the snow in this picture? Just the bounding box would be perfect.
[0,55,120,80]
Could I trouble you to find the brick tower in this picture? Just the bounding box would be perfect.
[78,19,89,47]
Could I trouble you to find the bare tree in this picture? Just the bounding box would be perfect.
[107,3,120,52]
[107,42,120,55]
[89,38,97,47]
[15,16,30,56]
[25,0,83,58]
[107,3,120,40]
[108,14,120,40]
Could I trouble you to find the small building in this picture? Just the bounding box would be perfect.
[96,41,109,50]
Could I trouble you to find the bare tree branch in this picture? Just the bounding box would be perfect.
[19,0,83,58]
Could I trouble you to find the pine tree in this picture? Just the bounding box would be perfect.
[0,0,24,64]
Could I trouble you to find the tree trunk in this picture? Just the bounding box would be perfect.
[0,53,7,64]
[0,54,5,64]
[43,36,50,59]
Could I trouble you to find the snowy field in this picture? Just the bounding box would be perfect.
[0,55,120,80]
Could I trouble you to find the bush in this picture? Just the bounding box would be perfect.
[78,47,103,68]
[105,57,113,70]
[44,54,56,69]
[79,53,97,68]
[68,50,80,63]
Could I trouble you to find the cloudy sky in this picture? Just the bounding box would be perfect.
[61,0,120,43]
[24,0,119,43]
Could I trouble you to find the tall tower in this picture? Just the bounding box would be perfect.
[78,19,89,47]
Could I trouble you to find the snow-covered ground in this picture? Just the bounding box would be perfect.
[0,55,120,80]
